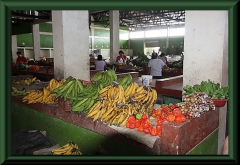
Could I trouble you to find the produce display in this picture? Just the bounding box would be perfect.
[22,78,66,104]
[11,87,28,96]
[183,79,229,99]
[51,141,82,155]
[12,77,37,85]
[86,82,157,126]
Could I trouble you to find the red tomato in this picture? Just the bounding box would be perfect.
[175,116,182,124]
[143,122,151,129]
[135,121,141,128]
[166,114,175,122]
[126,121,131,128]
[172,108,182,117]
[150,128,158,136]
[167,111,173,115]
[143,128,150,134]
[161,113,168,120]
[137,126,143,132]
[129,123,135,129]
[180,115,187,122]
[156,123,162,132]
[157,130,162,137]
[141,114,148,120]
[155,109,162,116]
[127,115,135,122]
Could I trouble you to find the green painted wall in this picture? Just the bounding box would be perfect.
[11,103,155,155]
[39,23,53,32]
[17,34,33,47]
[129,37,184,56]
[40,35,53,48]
[130,39,144,55]
[187,130,218,155]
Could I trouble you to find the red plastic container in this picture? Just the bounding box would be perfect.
[212,99,228,107]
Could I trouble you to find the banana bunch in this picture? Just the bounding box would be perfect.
[124,82,139,99]
[22,78,65,104]
[115,74,132,90]
[11,87,27,96]
[23,77,37,85]
[52,141,82,155]
[86,99,129,127]
[131,86,158,115]
[91,70,117,88]
[53,76,84,101]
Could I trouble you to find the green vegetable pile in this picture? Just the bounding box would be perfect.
[183,79,228,99]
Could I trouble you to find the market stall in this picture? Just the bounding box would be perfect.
[11,71,224,155]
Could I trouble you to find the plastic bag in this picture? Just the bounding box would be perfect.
[12,129,53,155]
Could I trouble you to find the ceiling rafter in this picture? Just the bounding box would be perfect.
[12,10,185,30]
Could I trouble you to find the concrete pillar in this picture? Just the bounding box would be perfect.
[32,24,41,60]
[52,10,90,80]
[183,10,228,154]
[109,10,119,64]
[12,35,18,62]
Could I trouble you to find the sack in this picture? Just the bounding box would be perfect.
[12,129,53,155]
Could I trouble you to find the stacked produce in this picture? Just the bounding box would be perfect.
[183,79,228,99]
[51,141,82,155]
[86,80,158,126]
[178,92,215,119]
[12,77,37,85]
[22,78,65,104]
[52,70,124,113]
[12,87,28,96]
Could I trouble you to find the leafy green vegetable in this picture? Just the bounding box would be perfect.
[183,79,228,99]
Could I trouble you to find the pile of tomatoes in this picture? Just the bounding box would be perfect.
[125,103,187,137]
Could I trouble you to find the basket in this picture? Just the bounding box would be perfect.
[212,98,228,107]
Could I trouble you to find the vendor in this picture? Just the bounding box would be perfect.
[116,50,127,64]
[16,51,28,65]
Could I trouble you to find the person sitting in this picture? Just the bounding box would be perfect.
[95,55,106,71]
[16,51,28,65]
[116,50,127,64]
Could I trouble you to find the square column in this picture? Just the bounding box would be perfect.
[184,10,228,154]
[52,10,90,80]
[12,35,18,62]
[110,10,120,64]
[32,23,41,61]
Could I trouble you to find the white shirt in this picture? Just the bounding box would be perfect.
[148,59,166,76]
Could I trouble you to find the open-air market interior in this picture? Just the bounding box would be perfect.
[9,10,230,157]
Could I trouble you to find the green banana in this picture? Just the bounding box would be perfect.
[72,98,89,109]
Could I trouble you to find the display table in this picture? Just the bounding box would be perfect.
[12,94,219,155]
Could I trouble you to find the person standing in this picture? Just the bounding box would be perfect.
[158,52,168,65]
[95,55,106,71]
[16,51,28,65]
[147,53,168,79]
[116,50,127,64]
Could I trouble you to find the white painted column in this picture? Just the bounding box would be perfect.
[32,24,41,61]
[12,35,18,62]
[52,10,90,80]
[110,10,119,64]
[184,10,228,154]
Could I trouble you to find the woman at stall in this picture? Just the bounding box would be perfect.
[95,55,106,71]
[116,50,127,64]
[158,52,168,65]
[16,51,28,65]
